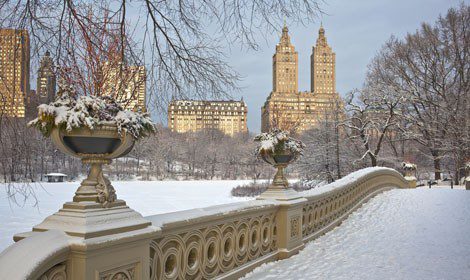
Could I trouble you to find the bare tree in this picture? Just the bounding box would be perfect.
[298,100,349,182]
[341,87,404,167]
[366,3,469,179]
[1,0,323,112]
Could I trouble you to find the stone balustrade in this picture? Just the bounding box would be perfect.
[147,201,279,279]
[301,168,407,242]
[0,167,408,280]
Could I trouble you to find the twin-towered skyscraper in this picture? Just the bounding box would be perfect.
[262,24,342,133]
[168,24,342,136]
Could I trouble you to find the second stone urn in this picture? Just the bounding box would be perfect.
[402,162,417,189]
[260,152,296,188]
[254,130,304,200]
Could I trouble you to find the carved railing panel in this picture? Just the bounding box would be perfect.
[39,263,67,280]
[149,210,277,280]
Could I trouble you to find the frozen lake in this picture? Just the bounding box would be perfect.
[0,180,253,251]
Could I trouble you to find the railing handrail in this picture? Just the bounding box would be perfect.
[145,200,278,229]
[0,230,70,280]
[301,167,406,199]
[0,167,410,280]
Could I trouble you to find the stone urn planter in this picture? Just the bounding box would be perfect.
[254,130,304,200]
[259,151,297,188]
[51,123,134,206]
[401,162,417,189]
[26,83,156,238]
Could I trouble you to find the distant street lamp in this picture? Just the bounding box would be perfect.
[465,162,470,190]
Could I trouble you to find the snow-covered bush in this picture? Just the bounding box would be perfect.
[254,129,304,159]
[401,162,417,171]
[28,83,155,139]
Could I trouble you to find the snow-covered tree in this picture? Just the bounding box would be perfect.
[341,86,405,167]
[366,3,469,180]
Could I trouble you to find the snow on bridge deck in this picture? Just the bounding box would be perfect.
[243,188,470,280]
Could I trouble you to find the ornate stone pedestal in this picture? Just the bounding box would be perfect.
[13,125,157,279]
[404,175,417,189]
[259,163,302,201]
[257,155,306,259]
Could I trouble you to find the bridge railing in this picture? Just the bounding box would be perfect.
[0,167,408,280]
[301,167,407,242]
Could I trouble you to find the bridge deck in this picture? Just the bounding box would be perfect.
[243,188,470,280]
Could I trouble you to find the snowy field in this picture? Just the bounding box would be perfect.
[0,180,253,251]
[243,188,470,280]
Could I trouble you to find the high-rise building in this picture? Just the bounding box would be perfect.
[261,25,342,133]
[37,50,56,104]
[101,62,146,111]
[310,25,336,94]
[273,25,298,93]
[0,29,30,118]
[168,100,248,136]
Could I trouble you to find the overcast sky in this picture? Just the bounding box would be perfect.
[223,0,464,132]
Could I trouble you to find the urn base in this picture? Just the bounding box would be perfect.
[20,200,152,240]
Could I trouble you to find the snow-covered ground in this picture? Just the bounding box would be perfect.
[0,180,253,251]
[243,188,470,280]
[417,184,466,190]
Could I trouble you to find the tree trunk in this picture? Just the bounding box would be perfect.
[369,153,377,167]
[431,151,441,180]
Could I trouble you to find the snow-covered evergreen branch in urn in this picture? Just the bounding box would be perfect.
[28,82,156,139]
[254,129,305,159]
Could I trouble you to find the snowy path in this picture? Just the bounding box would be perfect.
[243,189,470,280]
[0,180,253,251]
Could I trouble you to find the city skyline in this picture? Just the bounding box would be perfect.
[0,28,30,118]
[0,0,461,132]
[226,0,463,132]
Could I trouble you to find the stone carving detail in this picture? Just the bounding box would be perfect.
[40,263,66,280]
[301,174,405,239]
[150,211,277,279]
[99,263,137,280]
[95,168,117,207]
[290,216,300,238]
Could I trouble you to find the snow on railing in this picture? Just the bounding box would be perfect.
[301,167,407,241]
[143,167,407,279]
[0,230,70,280]
[0,167,408,280]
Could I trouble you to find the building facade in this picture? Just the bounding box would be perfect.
[261,25,342,133]
[101,62,146,111]
[273,26,298,93]
[37,50,56,104]
[0,29,30,118]
[168,100,248,136]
